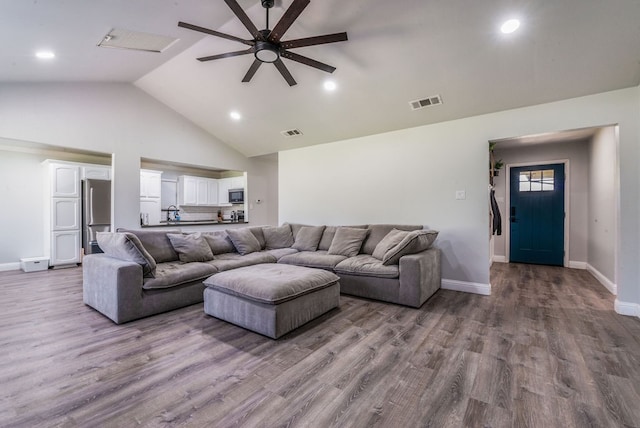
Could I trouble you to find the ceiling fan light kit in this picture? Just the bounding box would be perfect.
[178,0,348,86]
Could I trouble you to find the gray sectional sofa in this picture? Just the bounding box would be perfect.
[83,223,441,324]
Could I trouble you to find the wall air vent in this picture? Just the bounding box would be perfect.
[98,28,179,53]
[280,129,303,138]
[409,94,443,111]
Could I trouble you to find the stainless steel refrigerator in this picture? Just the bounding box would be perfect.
[82,179,111,254]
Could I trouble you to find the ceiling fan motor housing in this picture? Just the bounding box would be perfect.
[261,0,274,8]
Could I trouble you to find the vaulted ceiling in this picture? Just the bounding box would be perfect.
[2,0,640,157]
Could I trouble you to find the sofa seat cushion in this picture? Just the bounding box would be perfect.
[204,263,340,305]
[278,250,347,270]
[142,261,218,290]
[205,251,276,272]
[265,248,299,260]
[334,255,399,279]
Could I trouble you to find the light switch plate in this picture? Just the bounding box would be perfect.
[455,190,466,200]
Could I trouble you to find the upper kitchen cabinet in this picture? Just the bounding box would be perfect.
[218,175,246,205]
[140,169,162,198]
[178,175,219,206]
[82,165,111,181]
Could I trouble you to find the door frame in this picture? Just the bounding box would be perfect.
[504,159,570,267]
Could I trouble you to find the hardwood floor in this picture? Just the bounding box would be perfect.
[1,263,640,427]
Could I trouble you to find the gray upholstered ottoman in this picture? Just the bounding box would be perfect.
[203,263,340,339]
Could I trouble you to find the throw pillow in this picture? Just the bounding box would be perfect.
[226,228,262,255]
[97,232,156,277]
[292,225,326,251]
[201,231,236,255]
[263,224,294,249]
[327,227,369,257]
[372,229,410,260]
[382,230,439,265]
[166,233,214,262]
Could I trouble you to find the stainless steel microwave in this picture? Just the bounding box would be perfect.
[229,188,244,204]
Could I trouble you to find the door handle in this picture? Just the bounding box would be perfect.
[510,207,516,223]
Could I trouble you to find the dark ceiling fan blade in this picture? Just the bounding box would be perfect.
[268,0,310,43]
[178,21,254,46]
[281,32,348,49]
[198,48,255,62]
[273,58,297,86]
[223,0,261,39]
[280,50,336,74]
[242,59,263,83]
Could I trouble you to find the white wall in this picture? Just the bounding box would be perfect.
[492,140,590,265]
[0,83,278,265]
[588,127,617,285]
[279,87,640,308]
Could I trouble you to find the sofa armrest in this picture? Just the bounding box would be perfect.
[398,247,441,308]
[82,254,144,324]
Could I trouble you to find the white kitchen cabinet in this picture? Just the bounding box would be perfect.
[230,175,246,190]
[51,198,80,230]
[218,178,231,205]
[178,175,219,206]
[50,163,80,197]
[51,231,81,265]
[140,169,162,198]
[82,165,111,180]
[207,179,219,205]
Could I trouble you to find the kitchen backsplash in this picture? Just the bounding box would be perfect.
[177,206,240,221]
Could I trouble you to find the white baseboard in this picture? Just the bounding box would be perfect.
[586,264,617,295]
[614,299,640,318]
[441,279,491,295]
[568,261,587,269]
[0,262,20,272]
[492,255,507,263]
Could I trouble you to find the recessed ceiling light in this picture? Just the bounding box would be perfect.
[323,80,337,91]
[229,111,241,121]
[500,19,520,34]
[35,51,55,59]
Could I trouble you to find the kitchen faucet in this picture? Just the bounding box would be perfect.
[167,205,179,221]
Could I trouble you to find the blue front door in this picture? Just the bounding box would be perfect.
[509,164,565,266]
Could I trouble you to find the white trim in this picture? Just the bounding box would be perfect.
[587,263,617,295]
[441,279,491,295]
[504,159,570,266]
[492,255,507,263]
[0,262,21,272]
[568,261,587,269]
[614,299,640,318]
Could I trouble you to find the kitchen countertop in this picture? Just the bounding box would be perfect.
[141,220,249,228]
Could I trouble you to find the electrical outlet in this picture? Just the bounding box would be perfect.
[455,190,466,200]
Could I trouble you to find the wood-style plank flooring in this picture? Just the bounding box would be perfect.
[1,263,640,427]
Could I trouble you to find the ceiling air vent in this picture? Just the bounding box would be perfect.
[98,28,179,53]
[280,129,303,138]
[409,94,443,111]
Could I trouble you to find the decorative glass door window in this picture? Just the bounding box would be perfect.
[519,169,554,192]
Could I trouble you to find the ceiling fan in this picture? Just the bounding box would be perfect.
[178,0,348,86]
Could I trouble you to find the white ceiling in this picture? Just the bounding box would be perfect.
[2,0,640,157]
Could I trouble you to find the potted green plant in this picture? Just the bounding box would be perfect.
[493,159,504,176]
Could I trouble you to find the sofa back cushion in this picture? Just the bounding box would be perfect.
[167,233,215,262]
[381,230,439,265]
[327,227,369,257]
[116,228,180,263]
[97,232,157,277]
[227,228,262,255]
[318,225,367,251]
[262,224,294,249]
[292,225,325,251]
[201,231,236,255]
[361,224,423,255]
[248,227,267,250]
